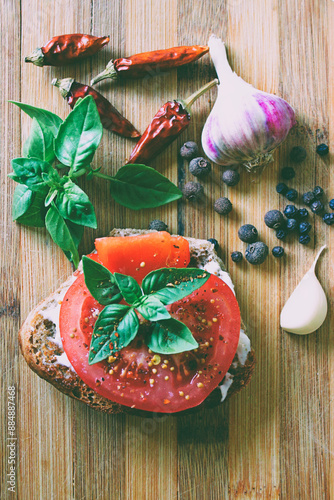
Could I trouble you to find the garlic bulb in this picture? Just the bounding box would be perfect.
[202,35,296,171]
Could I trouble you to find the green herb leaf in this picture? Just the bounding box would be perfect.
[82,256,122,305]
[11,158,54,193]
[55,179,97,228]
[12,184,47,227]
[65,220,84,249]
[45,203,80,268]
[147,318,198,355]
[54,95,103,173]
[142,268,210,305]
[45,188,58,207]
[89,305,139,364]
[10,101,62,138]
[135,295,171,322]
[114,272,143,305]
[23,118,55,163]
[109,164,182,210]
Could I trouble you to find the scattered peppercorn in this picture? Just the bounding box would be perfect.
[182,181,203,201]
[297,208,309,220]
[245,241,268,265]
[214,197,232,215]
[329,199,334,210]
[299,234,311,245]
[276,228,287,240]
[276,183,288,195]
[316,143,329,156]
[238,224,258,243]
[302,191,315,206]
[281,167,295,180]
[231,251,243,263]
[285,188,298,201]
[272,246,285,258]
[180,141,199,160]
[264,210,285,229]
[299,222,312,234]
[222,169,240,186]
[310,200,324,215]
[284,205,298,219]
[148,219,168,231]
[286,218,298,232]
[189,157,211,177]
[313,186,324,199]
[208,238,219,250]
[323,213,334,226]
[290,146,307,162]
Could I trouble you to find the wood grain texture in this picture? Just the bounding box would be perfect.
[1,1,333,499]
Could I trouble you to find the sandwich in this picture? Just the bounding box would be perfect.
[19,229,255,415]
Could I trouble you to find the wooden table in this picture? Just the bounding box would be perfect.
[1,1,333,498]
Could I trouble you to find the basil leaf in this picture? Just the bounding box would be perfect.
[12,185,47,227]
[55,179,97,228]
[11,158,53,192]
[10,101,62,138]
[45,203,80,268]
[89,305,139,364]
[142,268,210,305]
[114,273,143,305]
[109,164,182,210]
[45,188,58,207]
[136,295,171,322]
[65,220,84,249]
[23,118,55,163]
[82,256,122,305]
[54,95,103,172]
[147,318,198,355]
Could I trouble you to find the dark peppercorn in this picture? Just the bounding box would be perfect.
[189,157,211,177]
[310,200,324,215]
[182,182,203,201]
[284,205,298,219]
[313,186,324,199]
[148,219,168,232]
[285,188,298,201]
[323,213,334,226]
[238,224,258,243]
[208,238,219,250]
[290,146,307,162]
[316,143,329,156]
[222,169,240,187]
[276,228,287,240]
[281,167,295,180]
[302,191,315,206]
[272,246,285,258]
[264,210,285,229]
[299,222,312,234]
[231,251,243,263]
[329,199,334,210]
[276,183,288,195]
[286,218,298,232]
[214,197,232,215]
[180,141,199,160]
[245,241,268,265]
[299,234,311,245]
[297,208,309,220]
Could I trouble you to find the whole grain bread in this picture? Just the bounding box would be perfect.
[19,229,255,416]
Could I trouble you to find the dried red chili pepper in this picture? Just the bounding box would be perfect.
[91,45,209,85]
[126,79,218,165]
[25,34,110,67]
[52,78,141,139]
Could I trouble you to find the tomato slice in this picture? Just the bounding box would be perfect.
[95,232,190,283]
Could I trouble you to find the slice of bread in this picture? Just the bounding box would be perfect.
[19,229,255,416]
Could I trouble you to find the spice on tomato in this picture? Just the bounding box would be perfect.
[25,34,110,67]
[52,78,140,138]
[91,45,209,85]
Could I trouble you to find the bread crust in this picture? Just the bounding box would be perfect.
[19,230,255,416]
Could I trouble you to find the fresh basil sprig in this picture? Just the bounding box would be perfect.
[82,257,210,363]
[9,97,182,267]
